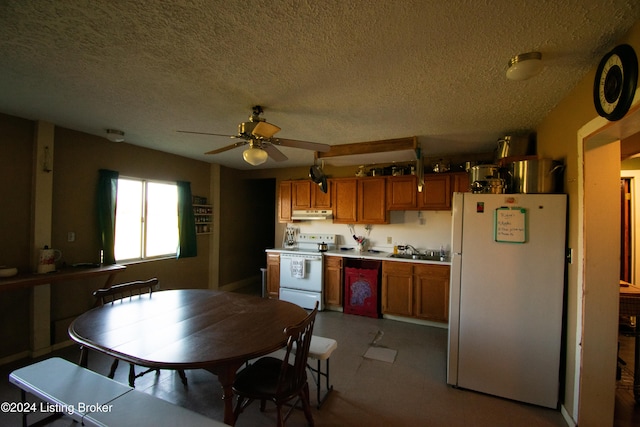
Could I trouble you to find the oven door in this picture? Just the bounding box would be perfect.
[279,253,323,292]
[280,287,323,311]
[279,253,324,311]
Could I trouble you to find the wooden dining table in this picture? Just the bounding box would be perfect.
[68,289,308,425]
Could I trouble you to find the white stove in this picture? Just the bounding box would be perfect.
[278,233,336,311]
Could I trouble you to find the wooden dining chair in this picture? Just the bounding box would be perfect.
[233,302,318,427]
[91,278,188,388]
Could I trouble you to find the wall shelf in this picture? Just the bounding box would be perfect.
[193,196,212,234]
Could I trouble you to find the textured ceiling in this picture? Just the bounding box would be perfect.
[1,1,640,170]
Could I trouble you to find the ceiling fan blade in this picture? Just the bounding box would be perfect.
[252,121,281,138]
[271,137,331,153]
[177,130,238,138]
[204,140,247,155]
[263,144,288,162]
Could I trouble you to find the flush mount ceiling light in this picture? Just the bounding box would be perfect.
[506,52,543,81]
[105,129,125,142]
[242,141,268,166]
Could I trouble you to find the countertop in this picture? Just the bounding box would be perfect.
[266,248,451,265]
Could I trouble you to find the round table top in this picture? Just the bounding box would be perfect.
[69,289,308,370]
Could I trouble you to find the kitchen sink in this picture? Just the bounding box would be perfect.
[388,253,445,261]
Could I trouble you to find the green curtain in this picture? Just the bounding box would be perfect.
[177,181,197,258]
[97,169,119,264]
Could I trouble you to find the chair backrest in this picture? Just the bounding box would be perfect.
[278,302,319,395]
[93,278,159,306]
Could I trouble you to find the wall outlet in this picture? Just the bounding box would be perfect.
[387,236,392,244]
[67,231,75,242]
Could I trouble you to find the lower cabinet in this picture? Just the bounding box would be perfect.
[381,262,414,316]
[324,256,343,307]
[266,253,280,299]
[381,261,450,323]
[413,264,450,322]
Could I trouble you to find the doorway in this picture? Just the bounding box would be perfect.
[580,104,640,425]
[621,177,632,283]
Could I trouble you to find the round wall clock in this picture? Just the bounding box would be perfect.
[593,44,638,121]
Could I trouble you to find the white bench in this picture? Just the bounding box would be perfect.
[306,336,337,408]
[9,357,228,427]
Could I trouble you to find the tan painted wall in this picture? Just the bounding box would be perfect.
[0,117,213,357]
[537,18,640,425]
[0,114,34,357]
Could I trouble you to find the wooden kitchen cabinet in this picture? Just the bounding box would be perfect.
[311,180,332,209]
[381,261,414,316]
[358,177,388,224]
[381,261,450,323]
[451,172,470,193]
[414,264,450,322]
[278,180,332,220]
[387,175,417,210]
[278,181,292,222]
[419,174,451,210]
[324,256,343,308]
[332,178,358,223]
[332,177,387,224]
[291,180,312,210]
[266,253,280,298]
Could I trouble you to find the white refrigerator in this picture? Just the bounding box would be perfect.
[447,193,567,409]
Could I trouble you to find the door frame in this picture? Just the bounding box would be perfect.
[576,97,640,425]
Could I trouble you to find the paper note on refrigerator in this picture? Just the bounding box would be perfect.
[494,207,526,243]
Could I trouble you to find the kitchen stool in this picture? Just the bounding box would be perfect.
[307,335,337,408]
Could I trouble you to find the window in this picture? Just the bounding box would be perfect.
[114,178,179,261]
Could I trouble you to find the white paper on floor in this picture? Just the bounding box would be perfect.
[363,346,397,363]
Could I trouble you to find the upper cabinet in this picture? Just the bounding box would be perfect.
[386,175,418,210]
[451,172,470,193]
[278,171,469,223]
[312,181,332,209]
[280,180,332,222]
[386,172,469,211]
[418,174,451,210]
[291,180,312,210]
[278,181,292,223]
[358,177,388,224]
[332,177,387,224]
[332,178,358,223]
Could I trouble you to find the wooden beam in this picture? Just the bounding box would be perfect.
[316,137,417,158]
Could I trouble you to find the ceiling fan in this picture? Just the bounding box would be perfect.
[177,106,331,166]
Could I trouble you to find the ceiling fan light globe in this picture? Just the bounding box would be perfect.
[243,146,268,166]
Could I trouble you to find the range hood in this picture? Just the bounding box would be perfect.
[291,210,333,221]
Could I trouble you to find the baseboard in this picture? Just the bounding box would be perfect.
[219,275,260,292]
[0,350,30,366]
[382,314,448,329]
[560,404,576,427]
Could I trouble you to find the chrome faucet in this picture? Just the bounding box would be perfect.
[402,244,420,255]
